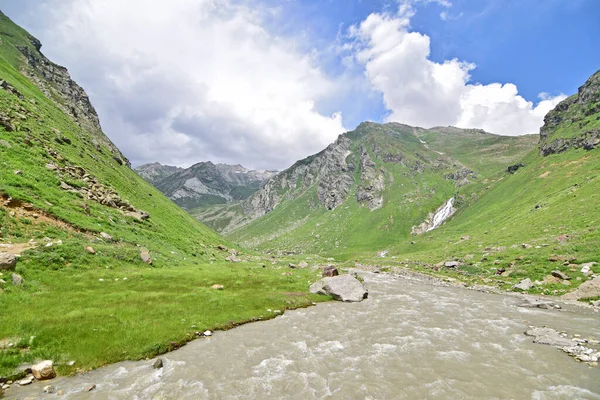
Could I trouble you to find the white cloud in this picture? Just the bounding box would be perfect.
[31,0,346,169]
[350,5,566,135]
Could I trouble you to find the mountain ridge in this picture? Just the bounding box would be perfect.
[135,161,278,210]
[197,122,537,235]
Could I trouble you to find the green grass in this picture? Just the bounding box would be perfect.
[0,239,327,377]
[0,12,329,379]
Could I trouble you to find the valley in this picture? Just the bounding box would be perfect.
[0,5,599,400]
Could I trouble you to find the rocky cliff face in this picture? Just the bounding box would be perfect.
[242,135,354,221]
[135,163,183,185]
[539,70,600,156]
[11,27,131,167]
[141,161,277,210]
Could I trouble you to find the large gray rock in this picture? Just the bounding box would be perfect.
[309,274,368,302]
[0,252,17,270]
[525,327,577,347]
[513,278,534,291]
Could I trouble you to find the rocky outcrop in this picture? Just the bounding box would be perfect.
[355,147,385,210]
[309,274,368,302]
[244,135,354,219]
[506,163,525,174]
[444,167,477,187]
[49,159,149,221]
[15,31,129,167]
[525,327,577,347]
[539,70,600,156]
[539,129,600,156]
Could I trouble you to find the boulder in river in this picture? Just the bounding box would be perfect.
[309,274,368,302]
[32,360,56,380]
[525,327,577,347]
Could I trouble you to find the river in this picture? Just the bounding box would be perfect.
[8,273,600,399]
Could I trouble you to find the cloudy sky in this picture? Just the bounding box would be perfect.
[1,0,599,170]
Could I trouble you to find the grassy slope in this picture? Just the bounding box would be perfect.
[228,124,537,257]
[365,146,600,295]
[0,14,325,379]
[226,96,599,297]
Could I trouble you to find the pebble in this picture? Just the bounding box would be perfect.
[203,330,212,337]
[84,384,96,392]
[43,385,56,393]
[18,376,34,386]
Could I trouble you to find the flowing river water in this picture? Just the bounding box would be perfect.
[8,273,600,399]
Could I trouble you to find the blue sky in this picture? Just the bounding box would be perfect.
[1,0,598,169]
[262,0,600,129]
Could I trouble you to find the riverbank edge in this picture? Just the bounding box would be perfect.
[347,265,600,316]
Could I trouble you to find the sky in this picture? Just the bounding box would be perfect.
[1,0,599,170]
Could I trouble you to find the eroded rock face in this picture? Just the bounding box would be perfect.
[242,135,354,221]
[17,39,130,167]
[355,147,385,211]
[309,274,368,302]
[539,70,600,156]
[539,130,600,156]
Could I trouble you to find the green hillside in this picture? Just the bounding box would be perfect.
[0,12,324,380]
[226,123,537,255]
[227,71,600,297]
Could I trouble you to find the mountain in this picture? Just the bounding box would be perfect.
[201,123,537,243]
[222,70,600,297]
[208,68,599,274]
[134,162,183,185]
[139,161,277,210]
[0,12,320,381]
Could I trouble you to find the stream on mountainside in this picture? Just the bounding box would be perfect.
[7,273,600,400]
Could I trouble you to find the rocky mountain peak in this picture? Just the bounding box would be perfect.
[135,163,183,185]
